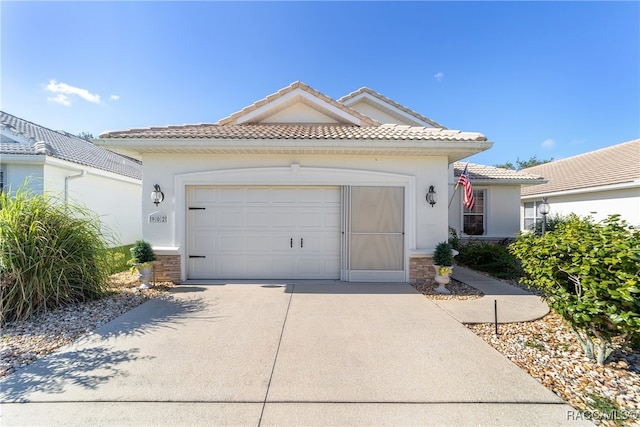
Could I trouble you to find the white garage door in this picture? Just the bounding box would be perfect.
[187,186,341,280]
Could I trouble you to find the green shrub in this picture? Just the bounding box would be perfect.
[456,242,521,279]
[433,241,453,266]
[129,240,156,265]
[510,214,640,365]
[0,186,113,323]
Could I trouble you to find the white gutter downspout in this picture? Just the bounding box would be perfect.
[64,170,86,204]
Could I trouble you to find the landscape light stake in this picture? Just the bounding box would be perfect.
[494,299,499,335]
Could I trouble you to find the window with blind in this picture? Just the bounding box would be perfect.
[463,190,485,235]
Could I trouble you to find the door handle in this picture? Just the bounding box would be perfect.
[290,238,293,248]
[300,238,303,248]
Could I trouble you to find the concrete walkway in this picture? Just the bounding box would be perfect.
[432,266,550,324]
[0,282,587,426]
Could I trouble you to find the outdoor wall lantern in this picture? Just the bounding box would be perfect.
[151,184,165,206]
[539,197,551,234]
[426,185,437,207]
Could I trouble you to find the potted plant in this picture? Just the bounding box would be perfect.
[129,240,156,289]
[432,241,454,294]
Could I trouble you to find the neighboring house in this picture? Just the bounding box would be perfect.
[0,111,143,245]
[449,162,545,241]
[97,81,494,283]
[520,139,640,229]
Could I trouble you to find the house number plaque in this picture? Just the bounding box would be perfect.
[148,211,168,224]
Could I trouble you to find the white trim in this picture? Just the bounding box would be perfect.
[341,92,431,127]
[0,154,46,165]
[522,181,640,200]
[1,154,140,184]
[174,166,416,283]
[97,138,493,162]
[153,246,181,256]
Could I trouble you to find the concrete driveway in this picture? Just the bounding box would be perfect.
[0,282,590,426]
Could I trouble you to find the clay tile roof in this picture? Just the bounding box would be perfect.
[454,162,545,183]
[1,111,142,180]
[100,123,487,141]
[338,87,446,129]
[217,81,379,127]
[520,139,640,196]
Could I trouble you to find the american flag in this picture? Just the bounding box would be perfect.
[458,164,475,210]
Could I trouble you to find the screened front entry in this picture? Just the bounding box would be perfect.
[342,186,405,282]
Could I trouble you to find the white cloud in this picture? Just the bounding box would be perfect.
[47,93,71,106]
[542,138,555,149]
[434,72,444,82]
[45,80,101,104]
[110,95,120,101]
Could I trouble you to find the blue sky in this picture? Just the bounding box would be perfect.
[2,1,638,166]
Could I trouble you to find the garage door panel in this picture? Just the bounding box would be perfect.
[298,211,326,227]
[219,257,244,275]
[297,258,339,276]
[219,188,243,203]
[271,211,298,227]
[325,211,341,227]
[219,235,242,252]
[189,258,215,278]
[220,211,244,227]
[192,231,217,252]
[325,235,341,251]
[269,235,295,251]
[270,188,297,203]
[187,186,340,280]
[269,258,295,276]
[190,211,216,227]
[246,235,272,252]
[192,188,218,203]
[298,190,325,204]
[246,211,271,227]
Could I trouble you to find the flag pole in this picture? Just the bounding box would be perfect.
[448,162,469,208]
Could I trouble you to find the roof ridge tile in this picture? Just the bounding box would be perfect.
[338,87,447,129]
[217,82,379,127]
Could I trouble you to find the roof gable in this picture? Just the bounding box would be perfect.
[98,82,493,163]
[338,87,445,128]
[217,81,378,127]
[520,139,640,196]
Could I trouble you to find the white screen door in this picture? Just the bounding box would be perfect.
[342,186,405,282]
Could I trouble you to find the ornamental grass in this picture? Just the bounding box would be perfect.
[0,186,113,324]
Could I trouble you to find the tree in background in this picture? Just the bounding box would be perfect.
[495,155,553,170]
[77,132,94,142]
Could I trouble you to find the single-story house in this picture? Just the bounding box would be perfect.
[97,81,503,283]
[520,139,640,229]
[0,111,143,245]
[449,162,545,241]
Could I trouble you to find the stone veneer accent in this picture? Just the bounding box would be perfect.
[409,255,436,284]
[153,255,181,283]
[153,254,436,285]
